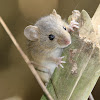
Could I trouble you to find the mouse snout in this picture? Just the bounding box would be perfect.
[64,33,71,45]
[57,33,71,48]
[64,39,71,45]
[63,35,71,46]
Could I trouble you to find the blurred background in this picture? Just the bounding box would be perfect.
[0,0,100,100]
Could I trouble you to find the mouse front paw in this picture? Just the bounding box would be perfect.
[56,56,66,68]
[68,20,79,32]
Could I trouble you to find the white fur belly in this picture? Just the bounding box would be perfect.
[43,48,63,75]
[43,61,57,74]
[36,61,57,83]
[37,48,63,83]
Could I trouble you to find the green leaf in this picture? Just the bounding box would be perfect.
[41,9,100,100]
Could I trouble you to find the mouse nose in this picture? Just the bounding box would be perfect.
[64,33,71,45]
[57,33,71,47]
[64,39,71,45]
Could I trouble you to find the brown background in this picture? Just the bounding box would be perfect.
[0,0,100,100]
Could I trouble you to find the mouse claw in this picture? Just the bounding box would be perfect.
[61,61,66,63]
[73,25,79,29]
[71,20,79,25]
[69,26,74,31]
[68,20,79,32]
[60,64,64,68]
[70,20,79,28]
[60,56,65,59]
[56,56,66,68]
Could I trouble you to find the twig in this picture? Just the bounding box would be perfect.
[0,16,54,100]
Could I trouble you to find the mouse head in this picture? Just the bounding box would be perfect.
[24,9,71,50]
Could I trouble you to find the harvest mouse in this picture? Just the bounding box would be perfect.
[24,9,79,83]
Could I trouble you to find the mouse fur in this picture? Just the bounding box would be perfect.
[24,9,71,83]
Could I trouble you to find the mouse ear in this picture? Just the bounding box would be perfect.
[24,25,39,41]
[52,9,57,15]
[51,9,61,19]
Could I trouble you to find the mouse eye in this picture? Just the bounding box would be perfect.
[49,34,55,40]
[63,26,66,30]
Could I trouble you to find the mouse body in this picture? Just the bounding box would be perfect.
[24,10,78,83]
